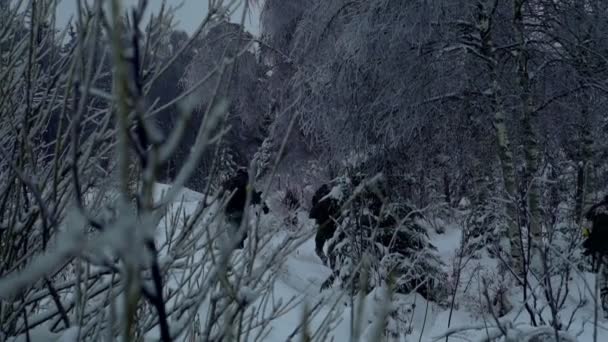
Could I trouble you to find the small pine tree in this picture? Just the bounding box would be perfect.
[461,199,508,259]
[323,171,447,302]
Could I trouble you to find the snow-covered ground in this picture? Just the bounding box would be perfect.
[11,185,607,341]
[157,185,608,341]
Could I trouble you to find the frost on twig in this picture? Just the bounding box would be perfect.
[0,0,297,340]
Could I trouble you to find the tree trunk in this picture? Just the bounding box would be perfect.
[444,171,451,206]
[513,0,542,253]
[478,1,524,275]
[575,80,594,223]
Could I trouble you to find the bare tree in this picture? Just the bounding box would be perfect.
[0,1,308,341]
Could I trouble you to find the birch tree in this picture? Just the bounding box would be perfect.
[513,0,542,251]
[464,0,524,274]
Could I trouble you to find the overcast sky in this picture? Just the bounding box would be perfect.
[56,0,261,35]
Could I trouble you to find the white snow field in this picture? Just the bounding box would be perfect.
[151,185,608,342]
[9,184,608,342]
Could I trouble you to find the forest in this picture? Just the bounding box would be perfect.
[0,0,607,341]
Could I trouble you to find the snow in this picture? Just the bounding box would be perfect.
[154,183,205,203]
[427,220,462,260]
[149,185,607,341]
[458,197,471,209]
[324,183,345,202]
[17,184,605,341]
[7,326,81,342]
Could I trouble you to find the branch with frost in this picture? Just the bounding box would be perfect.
[0,230,85,300]
[0,0,247,339]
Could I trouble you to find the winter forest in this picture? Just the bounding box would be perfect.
[1,0,608,340]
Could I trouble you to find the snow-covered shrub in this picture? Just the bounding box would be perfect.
[282,187,301,211]
[321,171,447,302]
[457,266,511,320]
[278,187,301,230]
[0,2,305,341]
[461,200,509,259]
[358,286,420,341]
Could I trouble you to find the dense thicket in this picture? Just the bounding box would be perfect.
[255,0,608,295]
[2,0,608,340]
[258,0,608,207]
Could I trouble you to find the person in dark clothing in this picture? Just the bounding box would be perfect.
[583,195,608,317]
[583,196,608,265]
[222,169,269,248]
[309,184,342,263]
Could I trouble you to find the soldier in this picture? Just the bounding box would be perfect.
[222,168,269,249]
[583,195,608,316]
[309,183,342,264]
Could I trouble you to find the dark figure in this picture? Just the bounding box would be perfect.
[309,184,342,263]
[222,169,269,248]
[583,195,608,317]
[583,196,608,265]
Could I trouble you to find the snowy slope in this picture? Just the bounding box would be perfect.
[148,184,608,341]
[9,184,607,341]
[253,211,608,341]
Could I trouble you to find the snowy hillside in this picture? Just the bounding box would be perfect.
[4,182,607,342]
[3,1,608,341]
[144,185,608,342]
